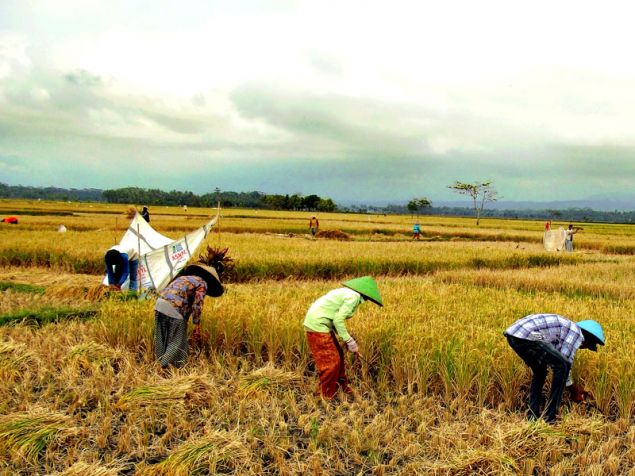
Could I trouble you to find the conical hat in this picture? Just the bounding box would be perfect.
[577,319,605,348]
[183,263,224,297]
[342,276,383,306]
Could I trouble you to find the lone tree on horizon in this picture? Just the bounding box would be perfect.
[448,180,499,225]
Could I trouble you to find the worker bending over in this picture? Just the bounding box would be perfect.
[303,276,382,399]
[154,263,224,368]
[504,314,605,423]
[104,245,139,291]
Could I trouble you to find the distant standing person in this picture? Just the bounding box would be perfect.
[104,245,139,291]
[141,206,150,223]
[565,224,581,252]
[545,220,551,231]
[412,223,421,240]
[309,215,319,237]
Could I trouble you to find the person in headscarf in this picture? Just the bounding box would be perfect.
[303,276,383,399]
[154,263,224,368]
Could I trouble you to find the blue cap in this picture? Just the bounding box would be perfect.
[577,320,605,346]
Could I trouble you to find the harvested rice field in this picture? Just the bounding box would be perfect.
[0,199,633,475]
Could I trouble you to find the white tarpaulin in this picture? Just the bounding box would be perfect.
[543,226,566,251]
[103,212,218,291]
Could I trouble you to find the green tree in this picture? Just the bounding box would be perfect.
[448,180,499,225]
[302,194,321,211]
[317,198,336,212]
[407,197,432,217]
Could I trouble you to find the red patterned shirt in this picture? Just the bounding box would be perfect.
[158,275,207,324]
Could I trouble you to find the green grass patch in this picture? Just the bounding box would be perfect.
[0,209,74,216]
[0,306,97,326]
[0,282,45,294]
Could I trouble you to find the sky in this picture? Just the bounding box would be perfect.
[1,0,635,203]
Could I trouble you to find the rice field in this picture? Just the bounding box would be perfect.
[0,200,634,474]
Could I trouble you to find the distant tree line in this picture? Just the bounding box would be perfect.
[101,187,338,211]
[3,182,635,222]
[262,193,336,212]
[379,204,635,224]
[0,183,337,211]
[0,182,103,202]
[101,187,264,208]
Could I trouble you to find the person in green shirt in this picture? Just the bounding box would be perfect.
[303,276,383,399]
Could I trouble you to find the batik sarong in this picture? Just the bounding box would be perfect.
[306,331,351,398]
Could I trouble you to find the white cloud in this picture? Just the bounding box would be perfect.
[1,0,635,201]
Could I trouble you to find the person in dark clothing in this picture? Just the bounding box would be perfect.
[104,245,139,291]
[504,314,605,423]
[141,206,150,223]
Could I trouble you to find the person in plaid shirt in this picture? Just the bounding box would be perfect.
[154,263,224,368]
[504,314,605,423]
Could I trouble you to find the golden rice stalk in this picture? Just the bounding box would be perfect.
[125,206,137,219]
[0,411,76,463]
[428,448,520,475]
[116,375,211,410]
[197,245,235,282]
[0,340,36,380]
[66,342,123,371]
[142,431,249,476]
[239,363,302,395]
[52,461,123,476]
[46,283,103,301]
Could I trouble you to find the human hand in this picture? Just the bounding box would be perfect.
[346,337,359,353]
[189,324,202,348]
[568,384,590,403]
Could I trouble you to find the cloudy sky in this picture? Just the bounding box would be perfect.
[1,0,634,202]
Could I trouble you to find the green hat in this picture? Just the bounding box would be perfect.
[342,276,383,307]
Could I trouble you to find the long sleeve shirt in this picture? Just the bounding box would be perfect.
[505,313,584,385]
[504,314,584,364]
[303,288,362,341]
[106,245,137,286]
[157,275,207,324]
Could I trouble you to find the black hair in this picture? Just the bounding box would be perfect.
[105,250,125,284]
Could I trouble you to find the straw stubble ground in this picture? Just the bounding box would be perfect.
[0,200,633,474]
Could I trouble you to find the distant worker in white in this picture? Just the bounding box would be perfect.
[564,224,581,252]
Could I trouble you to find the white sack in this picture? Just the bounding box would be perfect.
[103,212,218,291]
[543,226,566,251]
